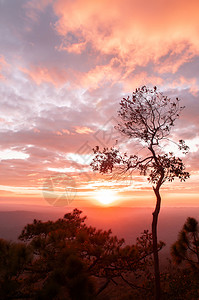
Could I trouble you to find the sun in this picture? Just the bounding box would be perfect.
[94,189,118,206]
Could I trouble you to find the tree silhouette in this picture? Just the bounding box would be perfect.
[171,217,199,270]
[91,86,190,299]
[19,209,96,299]
[0,209,165,298]
[16,209,164,299]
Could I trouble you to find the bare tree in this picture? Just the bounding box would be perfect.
[91,86,190,299]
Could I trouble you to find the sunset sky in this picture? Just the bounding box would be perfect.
[0,0,199,208]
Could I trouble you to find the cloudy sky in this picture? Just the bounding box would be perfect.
[0,0,199,208]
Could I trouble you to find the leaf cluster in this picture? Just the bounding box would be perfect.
[91,147,189,186]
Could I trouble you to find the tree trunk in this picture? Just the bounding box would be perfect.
[152,187,161,300]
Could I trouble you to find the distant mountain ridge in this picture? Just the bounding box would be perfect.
[0,207,199,252]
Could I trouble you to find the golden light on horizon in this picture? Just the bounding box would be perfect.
[94,189,118,206]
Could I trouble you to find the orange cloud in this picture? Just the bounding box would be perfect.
[55,131,63,136]
[123,72,163,91]
[75,126,94,134]
[21,66,68,86]
[62,129,70,134]
[77,58,123,89]
[53,0,199,76]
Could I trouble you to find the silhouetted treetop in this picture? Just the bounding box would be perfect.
[117,86,184,143]
[91,86,190,185]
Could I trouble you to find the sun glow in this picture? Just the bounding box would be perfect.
[95,189,118,205]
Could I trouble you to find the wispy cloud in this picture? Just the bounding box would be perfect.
[0,0,199,206]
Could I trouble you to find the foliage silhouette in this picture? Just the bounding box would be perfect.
[0,209,164,299]
[160,263,199,300]
[91,86,190,299]
[155,217,199,300]
[0,239,32,299]
[19,209,164,298]
[2,212,199,299]
[171,217,199,271]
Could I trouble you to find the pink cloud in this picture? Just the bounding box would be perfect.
[172,77,199,96]
[0,55,8,79]
[21,65,68,86]
[52,0,199,77]
[123,72,163,91]
[24,0,54,21]
[0,55,7,65]
[154,45,195,74]
[33,128,40,133]
[1,0,199,203]
[14,0,199,89]
[58,40,87,54]
[76,58,123,89]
